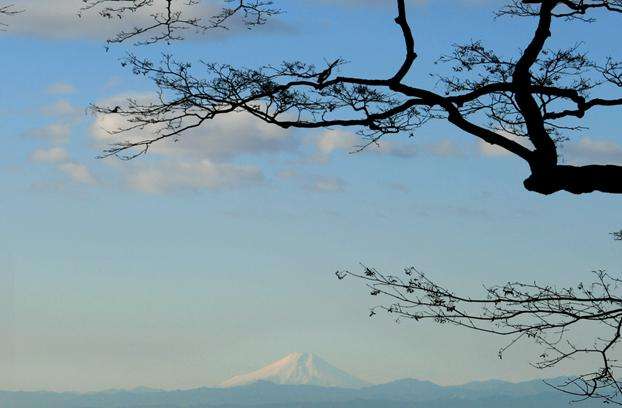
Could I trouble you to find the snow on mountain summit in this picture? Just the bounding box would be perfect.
[220,352,368,389]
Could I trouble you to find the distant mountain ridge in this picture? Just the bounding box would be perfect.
[1,377,599,408]
[0,353,594,408]
[220,352,369,388]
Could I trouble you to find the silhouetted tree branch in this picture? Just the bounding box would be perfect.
[0,3,21,30]
[90,0,622,195]
[337,258,622,404]
[81,0,280,45]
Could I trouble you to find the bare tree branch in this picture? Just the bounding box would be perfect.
[92,0,622,195]
[339,265,622,405]
[0,3,22,30]
[80,0,281,45]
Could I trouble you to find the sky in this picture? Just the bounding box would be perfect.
[1,0,622,392]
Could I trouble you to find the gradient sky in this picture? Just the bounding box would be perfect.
[1,0,622,392]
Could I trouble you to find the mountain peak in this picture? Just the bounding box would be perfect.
[220,352,368,389]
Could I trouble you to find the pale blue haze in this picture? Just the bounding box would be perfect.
[0,0,621,392]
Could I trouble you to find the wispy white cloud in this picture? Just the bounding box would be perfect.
[29,148,97,188]
[30,147,69,163]
[58,162,98,185]
[478,132,532,157]
[46,82,76,95]
[276,168,348,193]
[126,159,263,194]
[312,129,418,161]
[563,137,622,165]
[426,139,463,157]
[373,140,418,158]
[24,96,96,188]
[313,129,360,161]
[9,1,288,41]
[41,100,82,118]
[305,176,347,193]
[23,122,72,144]
[91,95,295,161]
[8,1,207,40]
[23,99,83,146]
[477,133,622,165]
[313,129,462,162]
[88,93,298,193]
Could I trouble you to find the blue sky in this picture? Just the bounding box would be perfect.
[1,0,622,392]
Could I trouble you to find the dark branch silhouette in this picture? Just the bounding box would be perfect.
[337,256,622,404]
[80,0,280,45]
[91,0,622,195]
[0,3,21,30]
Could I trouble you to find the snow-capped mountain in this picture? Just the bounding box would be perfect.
[220,352,369,389]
